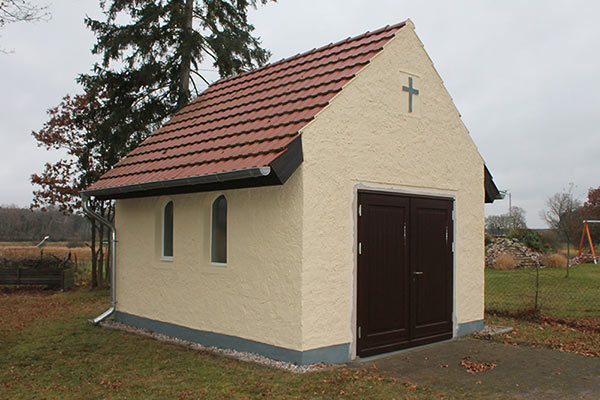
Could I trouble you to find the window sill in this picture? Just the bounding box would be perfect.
[210,262,227,267]
[161,256,174,262]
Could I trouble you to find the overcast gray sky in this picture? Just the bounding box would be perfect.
[1,0,599,228]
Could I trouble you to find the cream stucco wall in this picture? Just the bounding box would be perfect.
[114,21,486,357]
[114,170,304,350]
[299,22,485,351]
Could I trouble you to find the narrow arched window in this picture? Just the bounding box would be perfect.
[211,195,227,264]
[162,201,174,259]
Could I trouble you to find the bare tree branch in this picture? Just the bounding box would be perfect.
[191,68,210,86]
[0,0,50,52]
[189,74,199,97]
[0,0,50,27]
[540,184,582,277]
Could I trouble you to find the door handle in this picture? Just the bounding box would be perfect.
[412,271,424,275]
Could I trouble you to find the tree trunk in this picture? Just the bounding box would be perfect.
[90,218,98,288]
[178,0,194,108]
[566,240,570,278]
[534,263,540,314]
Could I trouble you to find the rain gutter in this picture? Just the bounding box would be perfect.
[80,167,272,199]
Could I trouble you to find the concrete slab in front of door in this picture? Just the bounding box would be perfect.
[347,337,600,399]
[351,338,455,364]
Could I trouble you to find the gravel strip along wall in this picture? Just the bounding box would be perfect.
[100,320,335,373]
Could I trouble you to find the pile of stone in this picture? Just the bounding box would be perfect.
[485,237,544,269]
[570,254,598,266]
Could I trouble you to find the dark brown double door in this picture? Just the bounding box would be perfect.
[357,191,454,357]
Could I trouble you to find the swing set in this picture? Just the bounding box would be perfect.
[578,220,600,264]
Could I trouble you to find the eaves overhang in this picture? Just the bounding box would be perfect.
[82,136,303,201]
[484,165,502,204]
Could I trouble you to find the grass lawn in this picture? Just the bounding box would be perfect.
[485,263,600,319]
[0,288,454,400]
[483,313,600,357]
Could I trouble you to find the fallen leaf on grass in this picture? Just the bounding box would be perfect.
[460,357,497,374]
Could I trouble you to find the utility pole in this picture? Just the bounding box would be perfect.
[508,192,512,230]
[499,190,512,234]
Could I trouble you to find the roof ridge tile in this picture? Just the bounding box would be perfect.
[199,33,394,100]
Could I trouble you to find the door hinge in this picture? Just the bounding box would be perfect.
[445,225,449,243]
[452,241,455,252]
[358,242,362,255]
[358,326,361,339]
[403,223,407,241]
[358,204,362,217]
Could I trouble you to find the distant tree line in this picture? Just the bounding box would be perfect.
[485,206,528,236]
[0,205,90,242]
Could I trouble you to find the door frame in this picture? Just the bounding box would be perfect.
[351,183,457,360]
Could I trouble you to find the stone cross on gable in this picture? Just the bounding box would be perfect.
[402,77,419,113]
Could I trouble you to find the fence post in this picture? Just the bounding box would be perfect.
[534,263,540,314]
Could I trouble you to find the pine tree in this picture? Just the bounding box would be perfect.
[78,0,274,165]
[32,0,274,286]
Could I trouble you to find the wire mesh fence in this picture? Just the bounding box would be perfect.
[485,263,600,319]
[485,237,600,320]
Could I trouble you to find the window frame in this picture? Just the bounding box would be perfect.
[161,200,174,261]
[210,194,227,266]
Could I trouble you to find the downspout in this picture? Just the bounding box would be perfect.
[81,194,116,324]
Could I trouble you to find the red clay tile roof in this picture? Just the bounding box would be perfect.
[85,21,407,196]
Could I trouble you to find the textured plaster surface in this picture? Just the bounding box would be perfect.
[114,170,304,350]
[299,22,485,351]
[114,22,485,356]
